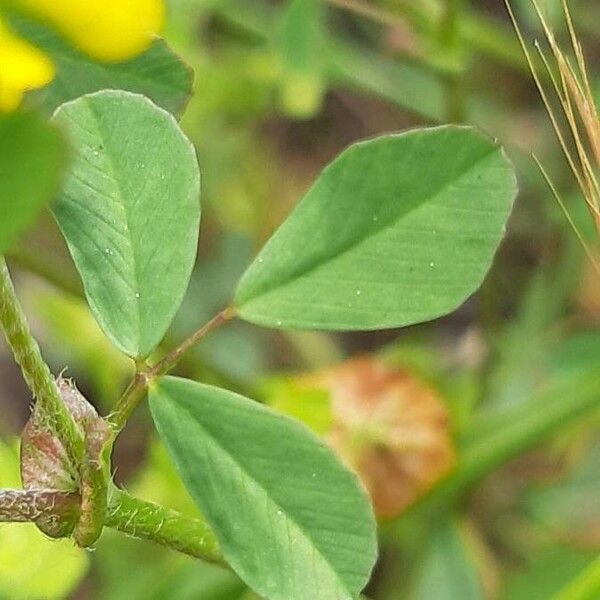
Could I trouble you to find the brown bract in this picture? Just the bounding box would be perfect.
[318,358,456,518]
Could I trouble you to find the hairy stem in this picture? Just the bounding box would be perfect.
[0,489,79,524]
[0,258,84,472]
[106,488,223,564]
[107,371,151,434]
[0,487,223,564]
[109,307,236,433]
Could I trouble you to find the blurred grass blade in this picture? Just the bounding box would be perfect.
[277,0,325,118]
[399,358,600,520]
[552,555,600,600]
[410,520,485,600]
[503,547,598,600]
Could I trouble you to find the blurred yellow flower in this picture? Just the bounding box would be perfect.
[0,16,54,111]
[0,0,165,112]
[18,0,165,62]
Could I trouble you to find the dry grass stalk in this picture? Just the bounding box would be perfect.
[505,0,600,275]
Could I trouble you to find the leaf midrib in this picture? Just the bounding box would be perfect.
[83,96,143,353]
[238,132,503,306]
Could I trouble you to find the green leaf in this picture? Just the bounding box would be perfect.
[411,520,484,600]
[52,91,200,358]
[0,111,67,254]
[9,14,193,118]
[235,126,516,330]
[149,377,377,600]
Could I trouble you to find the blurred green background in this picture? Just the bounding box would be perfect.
[1,0,599,598]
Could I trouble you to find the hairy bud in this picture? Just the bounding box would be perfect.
[20,377,111,540]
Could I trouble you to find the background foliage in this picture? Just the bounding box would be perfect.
[0,0,599,598]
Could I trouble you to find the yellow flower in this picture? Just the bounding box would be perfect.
[0,16,54,111]
[0,0,165,112]
[18,0,165,62]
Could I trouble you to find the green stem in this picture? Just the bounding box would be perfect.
[72,418,112,547]
[109,307,236,433]
[0,257,84,473]
[152,306,237,376]
[106,488,223,564]
[108,371,151,433]
[0,486,224,564]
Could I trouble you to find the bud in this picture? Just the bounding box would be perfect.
[20,377,110,538]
